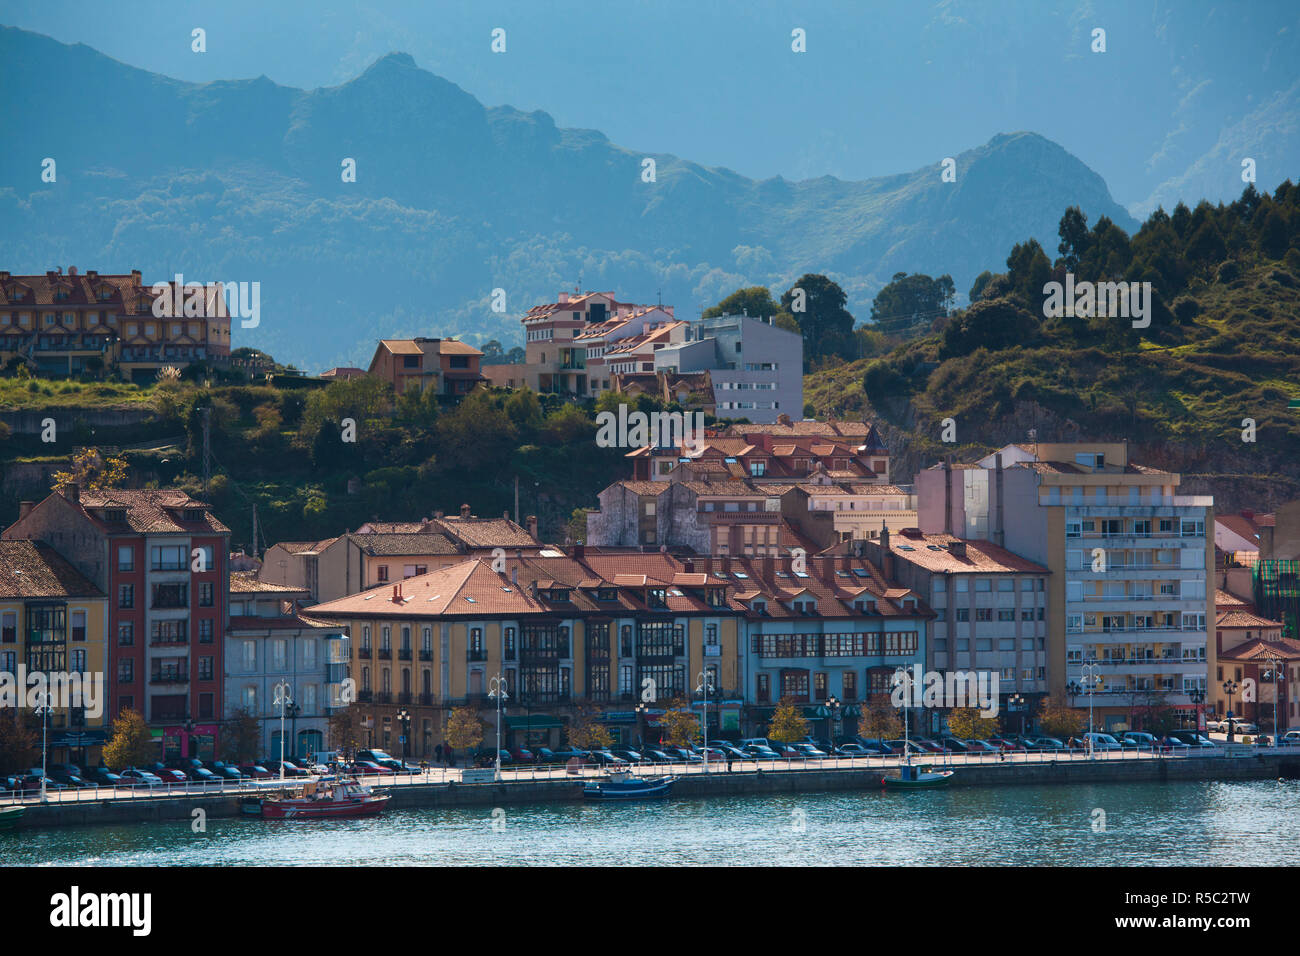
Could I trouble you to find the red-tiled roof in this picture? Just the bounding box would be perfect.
[885,533,1049,574]
[0,541,103,598]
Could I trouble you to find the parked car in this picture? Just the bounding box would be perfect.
[1161,735,1191,749]
[47,767,94,787]
[17,775,65,793]
[641,748,676,764]
[47,762,82,779]
[548,746,589,763]
[472,748,513,768]
[739,738,771,749]
[532,747,559,764]
[742,744,780,761]
[1121,732,1159,750]
[610,748,645,764]
[1207,717,1259,735]
[347,761,387,775]
[836,743,877,759]
[1168,730,1216,748]
[793,743,829,759]
[692,745,728,762]
[119,768,165,787]
[713,743,750,762]
[938,737,971,753]
[1083,732,1123,751]
[661,746,703,763]
[987,737,1025,752]
[184,766,221,784]
[263,760,310,777]
[147,763,189,783]
[510,747,538,764]
[586,750,631,767]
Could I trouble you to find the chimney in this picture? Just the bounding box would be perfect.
[943,456,953,535]
[683,558,694,574]
[526,515,538,539]
[559,292,569,304]
[994,453,1005,547]
[64,483,80,505]
[574,543,585,561]
[86,270,97,280]
[459,503,471,519]
[949,540,967,559]
[18,501,34,520]
[434,510,444,519]
[880,522,894,581]
[391,584,400,603]
[130,270,141,286]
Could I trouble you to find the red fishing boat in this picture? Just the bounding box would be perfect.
[258,776,389,820]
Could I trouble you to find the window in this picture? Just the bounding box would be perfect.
[956,608,970,622]
[118,546,135,571]
[199,582,214,607]
[118,584,134,608]
[118,622,134,646]
[243,641,256,670]
[1,612,14,643]
[842,670,858,701]
[71,610,86,641]
[150,545,186,570]
[756,673,770,702]
[377,566,389,583]
[198,657,214,681]
[118,659,133,684]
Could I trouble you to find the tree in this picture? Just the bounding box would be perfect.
[480,339,506,363]
[565,706,613,751]
[781,274,855,363]
[704,286,783,320]
[945,707,1000,740]
[221,706,262,763]
[1005,239,1053,311]
[433,389,518,474]
[444,706,485,765]
[51,447,128,495]
[327,703,365,760]
[767,697,810,743]
[939,297,1039,358]
[1036,696,1087,739]
[858,702,902,740]
[0,711,38,774]
[565,507,592,544]
[102,708,156,770]
[869,272,956,337]
[1057,205,1091,271]
[657,700,702,748]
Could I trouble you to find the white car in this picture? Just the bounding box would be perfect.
[1083,732,1122,751]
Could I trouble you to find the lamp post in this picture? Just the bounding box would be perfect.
[635,701,648,748]
[1222,679,1239,742]
[1009,693,1025,735]
[1070,658,1100,756]
[1188,687,1205,733]
[488,674,509,780]
[696,670,714,774]
[1262,654,1282,746]
[396,708,411,765]
[827,696,840,751]
[273,682,293,782]
[34,690,51,804]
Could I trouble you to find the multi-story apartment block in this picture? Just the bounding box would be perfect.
[367,337,484,398]
[224,573,347,761]
[4,488,230,759]
[0,267,231,382]
[259,508,544,603]
[859,527,1049,731]
[0,540,109,766]
[652,314,803,424]
[504,291,678,397]
[916,442,1215,732]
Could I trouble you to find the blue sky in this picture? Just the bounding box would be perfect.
[4,0,1297,207]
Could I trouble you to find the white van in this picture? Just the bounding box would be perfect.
[1084,732,1122,751]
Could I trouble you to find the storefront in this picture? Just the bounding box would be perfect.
[505,714,563,749]
[160,723,218,761]
[50,729,109,769]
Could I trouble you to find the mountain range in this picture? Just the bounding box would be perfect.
[2,25,1145,371]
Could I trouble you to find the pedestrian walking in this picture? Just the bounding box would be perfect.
[435,742,444,765]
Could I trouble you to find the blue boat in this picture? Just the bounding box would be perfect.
[584,772,676,801]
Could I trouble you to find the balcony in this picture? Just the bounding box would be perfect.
[358,690,373,703]
[398,648,412,661]
[468,649,488,662]
[377,648,392,660]
[419,693,434,705]
[150,672,189,685]
[374,692,392,704]
[418,649,432,661]
[398,692,413,704]
[358,645,373,659]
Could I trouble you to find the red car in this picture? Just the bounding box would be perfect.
[510,748,537,763]
[913,739,947,754]
[988,738,1025,752]
[148,763,189,783]
[347,761,386,775]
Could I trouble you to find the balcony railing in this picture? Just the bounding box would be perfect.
[378,648,392,660]
[149,672,189,684]
[419,649,432,661]
[375,692,392,704]
[419,693,434,705]
[398,648,412,661]
[359,645,373,659]
[398,692,413,704]
[468,648,488,662]
[358,690,373,703]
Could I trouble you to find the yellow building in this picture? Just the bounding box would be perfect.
[0,540,110,769]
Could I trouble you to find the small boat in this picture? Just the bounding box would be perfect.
[0,805,24,830]
[881,764,954,789]
[260,776,389,819]
[584,771,676,801]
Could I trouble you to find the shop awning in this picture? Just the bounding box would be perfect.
[841,705,861,718]
[50,729,108,747]
[802,706,832,719]
[504,714,563,731]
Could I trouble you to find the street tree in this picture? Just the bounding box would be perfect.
[767,697,810,743]
[102,708,156,770]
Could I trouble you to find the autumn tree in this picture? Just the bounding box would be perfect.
[444,706,485,765]
[1036,696,1087,739]
[565,706,613,751]
[221,706,262,763]
[52,447,128,495]
[944,707,1000,740]
[327,703,365,760]
[767,697,810,743]
[0,711,39,774]
[657,700,702,748]
[858,702,902,740]
[102,708,156,770]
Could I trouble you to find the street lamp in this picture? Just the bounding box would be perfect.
[826,696,840,752]
[1188,687,1205,732]
[273,682,294,781]
[1261,654,1283,746]
[396,708,411,764]
[488,674,509,780]
[1070,659,1100,756]
[1222,679,1240,742]
[635,701,648,748]
[696,670,714,774]
[34,690,51,804]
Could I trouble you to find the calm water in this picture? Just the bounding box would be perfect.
[4,780,1298,866]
